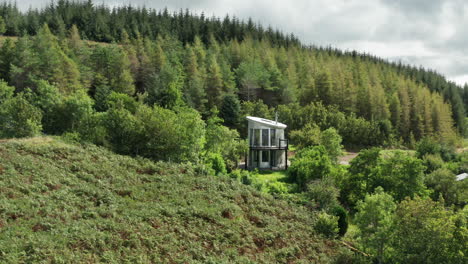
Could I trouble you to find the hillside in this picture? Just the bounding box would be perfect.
[0,137,347,263]
[0,0,464,150]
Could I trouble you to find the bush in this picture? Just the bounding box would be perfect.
[0,94,43,138]
[321,128,343,163]
[416,137,455,161]
[314,212,338,238]
[422,154,444,174]
[288,146,334,190]
[206,153,227,176]
[266,181,289,194]
[416,137,441,158]
[289,123,321,149]
[306,179,339,210]
[331,205,348,237]
[425,168,461,206]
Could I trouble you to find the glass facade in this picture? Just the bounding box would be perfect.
[262,129,269,146]
[254,129,260,146]
[270,129,276,146]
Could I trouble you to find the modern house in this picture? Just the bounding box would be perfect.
[246,116,288,170]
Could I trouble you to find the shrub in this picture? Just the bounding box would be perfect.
[206,153,227,176]
[422,154,444,174]
[306,179,339,210]
[0,94,43,138]
[416,137,455,161]
[0,80,14,103]
[289,123,321,149]
[425,168,461,206]
[416,137,441,158]
[288,146,334,190]
[314,212,338,238]
[320,128,343,163]
[266,181,289,194]
[331,205,348,237]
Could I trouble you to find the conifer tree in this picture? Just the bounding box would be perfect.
[205,54,224,108]
[0,16,6,35]
[184,46,207,112]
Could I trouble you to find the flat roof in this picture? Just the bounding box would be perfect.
[246,116,287,129]
[456,173,467,181]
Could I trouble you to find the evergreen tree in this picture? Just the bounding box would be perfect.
[219,94,240,127]
[0,16,6,35]
[184,46,207,112]
[205,54,224,108]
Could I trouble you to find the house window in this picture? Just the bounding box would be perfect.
[261,151,269,162]
[270,151,276,166]
[249,129,253,146]
[254,129,260,146]
[254,150,259,162]
[262,129,269,146]
[270,129,276,146]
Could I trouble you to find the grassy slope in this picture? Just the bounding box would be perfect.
[0,137,343,263]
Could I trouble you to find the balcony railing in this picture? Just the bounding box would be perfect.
[250,138,288,150]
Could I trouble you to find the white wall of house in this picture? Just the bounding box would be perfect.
[246,116,287,169]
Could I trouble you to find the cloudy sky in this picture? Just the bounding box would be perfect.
[16,0,468,86]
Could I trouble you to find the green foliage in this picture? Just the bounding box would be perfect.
[288,146,334,190]
[340,148,382,207]
[0,16,5,35]
[376,151,427,201]
[355,187,396,263]
[342,148,427,207]
[206,152,227,175]
[0,137,345,263]
[314,212,339,238]
[145,63,183,109]
[29,80,63,134]
[236,60,271,101]
[306,179,340,210]
[0,79,14,102]
[219,94,240,127]
[289,123,321,149]
[330,205,348,237]
[136,106,205,163]
[60,91,95,133]
[0,94,42,138]
[391,197,467,264]
[101,107,143,155]
[0,1,463,148]
[416,137,456,161]
[106,92,140,114]
[422,154,445,174]
[425,168,463,206]
[265,181,290,194]
[91,45,135,96]
[205,110,246,169]
[320,127,343,163]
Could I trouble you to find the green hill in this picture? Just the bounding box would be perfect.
[0,137,346,263]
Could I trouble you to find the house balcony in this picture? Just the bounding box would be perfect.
[249,139,288,150]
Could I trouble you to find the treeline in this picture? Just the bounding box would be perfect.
[0,0,299,46]
[0,24,459,145]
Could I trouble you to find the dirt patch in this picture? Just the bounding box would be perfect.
[339,152,358,165]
